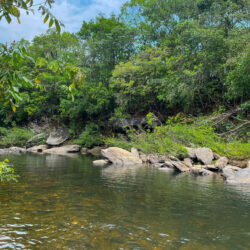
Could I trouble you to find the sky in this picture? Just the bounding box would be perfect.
[0,0,127,43]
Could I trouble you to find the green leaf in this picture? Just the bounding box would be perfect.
[55,20,61,33]
[49,18,54,28]
[44,13,49,24]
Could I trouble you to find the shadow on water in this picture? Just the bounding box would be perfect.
[0,154,250,249]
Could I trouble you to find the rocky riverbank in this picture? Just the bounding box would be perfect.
[0,128,249,185]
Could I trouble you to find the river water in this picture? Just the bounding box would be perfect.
[0,153,250,249]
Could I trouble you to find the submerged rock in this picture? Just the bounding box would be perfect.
[93,159,109,166]
[46,128,70,146]
[101,147,143,166]
[223,167,250,185]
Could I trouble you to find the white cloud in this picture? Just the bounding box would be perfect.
[0,0,127,43]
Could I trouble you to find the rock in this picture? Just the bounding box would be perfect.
[204,164,217,171]
[26,133,47,147]
[183,158,193,168]
[139,152,148,163]
[148,154,168,164]
[46,128,70,146]
[131,147,140,158]
[215,157,228,170]
[44,145,81,155]
[195,148,214,165]
[164,160,174,168]
[191,165,203,174]
[0,149,4,154]
[169,155,179,161]
[186,148,196,159]
[87,146,104,156]
[101,147,143,166]
[172,161,190,172]
[223,167,250,185]
[186,147,214,165]
[228,159,248,168]
[222,167,235,179]
[113,114,161,132]
[81,148,88,154]
[158,167,174,172]
[213,152,221,160]
[224,165,241,171]
[93,159,109,166]
[27,145,48,153]
[199,169,214,176]
[0,147,26,154]
[153,163,165,168]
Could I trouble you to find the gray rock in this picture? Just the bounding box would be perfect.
[164,160,174,168]
[27,133,47,147]
[223,167,250,185]
[186,147,214,165]
[101,147,143,166]
[204,164,217,171]
[27,145,48,153]
[81,148,88,154]
[172,161,190,172]
[87,146,104,156]
[191,165,203,174]
[158,167,174,172]
[215,157,228,170]
[148,154,168,164]
[131,147,140,158]
[199,169,214,176]
[186,147,196,159]
[139,152,148,163]
[195,148,214,165]
[183,158,193,168]
[44,145,81,155]
[46,128,70,146]
[93,159,109,166]
[1,147,26,154]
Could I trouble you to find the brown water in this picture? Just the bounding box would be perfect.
[0,153,250,249]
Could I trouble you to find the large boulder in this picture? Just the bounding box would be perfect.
[27,145,48,153]
[187,147,214,165]
[46,128,70,146]
[101,147,143,166]
[222,167,250,185]
[44,145,81,155]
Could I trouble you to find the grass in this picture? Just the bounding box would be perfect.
[105,124,250,159]
[0,127,33,148]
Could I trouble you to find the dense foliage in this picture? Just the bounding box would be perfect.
[0,0,249,149]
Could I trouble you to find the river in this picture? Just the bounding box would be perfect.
[0,153,250,249]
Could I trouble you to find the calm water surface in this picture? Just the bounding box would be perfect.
[0,154,250,249]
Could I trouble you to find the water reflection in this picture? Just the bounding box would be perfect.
[0,154,249,249]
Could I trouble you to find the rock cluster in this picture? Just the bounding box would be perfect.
[96,146,250,185]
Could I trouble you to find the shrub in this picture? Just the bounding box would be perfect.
[73,123,104,148]
[0,127,33,148]
[0,159,19,183]
[105,124,250,158]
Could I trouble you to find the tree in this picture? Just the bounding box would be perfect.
[0,0,63,32]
